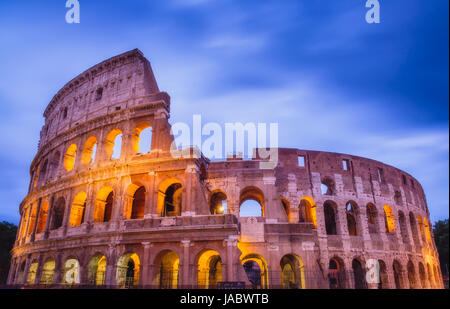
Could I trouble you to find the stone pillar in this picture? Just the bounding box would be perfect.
[181,240,191,288]
[62,190,74,237]
[145,172,156,218]
[141,242,151,287]
[224,236,239,283]
[105,244,117,287]
[6,258,17,285]
[30,198,42,242]
[183,165,197,216]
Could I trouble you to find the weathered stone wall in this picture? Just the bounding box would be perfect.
[8,49,443,289]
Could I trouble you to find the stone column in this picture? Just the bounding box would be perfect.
[105,244,117,287]
[145,172,156,218]
[30,198,42,242]
[183,165,197,216]
[181,240,191,288]
[141,242,151,287]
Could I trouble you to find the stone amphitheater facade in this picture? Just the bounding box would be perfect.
[8,49,443,289]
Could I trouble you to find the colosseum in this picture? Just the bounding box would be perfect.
[7,49,444,289]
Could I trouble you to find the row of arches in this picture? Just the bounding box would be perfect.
[30,123,153,190]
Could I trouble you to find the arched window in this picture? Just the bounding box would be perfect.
[105,129,123,160]
[163,183,182,217]
[38,159,48,184]
[280,254,305,289]
[81,136,98,165]
[210,191,227,215]
[394,190,403,205]
[36,201,49,233]
[94,187,114,222]
[407,261,417,289]
[26,261,38,285]
[132,122,152,154]
[423,217,431,244]
[346,202,358,236]
[63,143,77,171]
[40,259,55,285]
[239,187,264,217]
[197,250,222,289]
[328,257,345,289]
[409,212,419,243]
[383,205,395,233]
[324,201,337,235]
[393,260,403,289]
[116,253,140,288]
[154,251,179,289]
[352,259,367,289]
[51,197,65,230]
[299,197,317,228]
[69,191,87,227]
[88,254,107,286]
[366,203,378,234]
[398,211,409,243]
[131,186,146,219]
[49,151,61,179]
[418,215,425,242]
[241,254,269,289]
[378,260,388,289]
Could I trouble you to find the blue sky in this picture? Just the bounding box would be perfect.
[0,0,448,224]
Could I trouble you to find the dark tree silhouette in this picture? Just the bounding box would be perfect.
[0,221,18,284]
[433,219,449,288]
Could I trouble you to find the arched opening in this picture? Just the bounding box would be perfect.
[280,254,305,289]
[321,177,335,195]
[105,129,123,160]
[81,136,98,165]
[346,201,359,236]
[423,217,431,244]
[123,184,146,220]
[394,190,403,205]
[378,260,388,289]
[88,254,107,286]
[210,191,227,215]
[40,259,55,285]
[51,197,65,230]
[17,261,26,284]
[36,201,49,233]
[366,203,378,234]
[197,250,222,289]
[352,259,367,289]
[49,151,61,178]
[241,254,269,289]
[154,251,180,289]
[383,205,395,233]
[26,205,38,236]
[409,212,419,243]
[94,187,114,222]
[116,253,140,288]
[418,215,425,242]
[398,211,409,243]
[26,261,38,285]
[239,187,264,217]
[299,197,317,228]
[407,261,417,289]
[328,257,345,289]
[163,184,182,217]
[69,191,87,227]
[280,197,290,222]
[324,201,337,235]
[62,258,80,286]
[38,159,48,184]
[393,260,404,289]
[63,143,77,171]
[418,262,426,288]
[132,122,152,154]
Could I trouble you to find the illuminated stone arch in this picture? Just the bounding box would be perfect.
[116,252,140,288]
[241,253,269,289]
[280,254,305,289]
[299,196,317,228]
[351,257,367,289]
[153,250,180,289]
[196,249,223,289]
[423,217,431,244]
[328,256,346,289]
[93,186,114,222]
[398,211,409,243]
[26,204,38,236]
[377,260,389,289]
[81,136,98,165]
[105,128,123,160]
[157,178,183,217]
[62,256,81,286]
[63,143,77,171]
[87,253,107,286]
[210,190,228,215]
[17,260,26,284]
[383,204,395,233]
[409,212,419,243]
[418,262,426,288]
[324,200,338,235]
[366,203,378,234]
[427,263,434,288]
[48,150,61,178]
[36,201,49,233]
[124,183,146,219]
[131,122,152,154]
[51,197,65,230]
[239,186,265,217]
[40,258,55,285]
[69,191,88,227]
[26,260,39,285]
